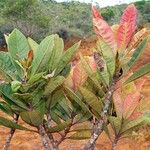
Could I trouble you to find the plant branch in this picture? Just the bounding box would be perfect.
[3,114,19,150]
[38,124,51,150]
[84,79,117,150]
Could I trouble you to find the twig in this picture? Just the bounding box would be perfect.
[84,79,117,150]
[38,124,51,150]
[3,114,19,150]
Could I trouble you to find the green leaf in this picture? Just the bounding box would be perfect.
[11,81,21,92]
[28,72,45,84]
[8,29,30,60]
[0,102,13,116]
[127,37,148,69]
[48,120,71,133]
[31,35,55,75]
[126,62,150,83]
[51,112,61,124]
[0,52,16,81]
[49,35,64,71]
[108,116,122,135]
[55,41,80,75]
[121,117,144,134]
[64,87,92,114]
[0,117,31,131]
[79,87,102,118]
[68,130,91,140]
[28,37,39,53]
[20,111,44,127]
[97,40,115,77]
[44,76,65,96]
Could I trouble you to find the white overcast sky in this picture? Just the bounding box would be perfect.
[56,0,142,7]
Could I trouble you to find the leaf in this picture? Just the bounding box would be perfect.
[127,37,148,69]
[55,41,80,75]
[97,40,115,77]
[123,92,141,119]
[0,102,13,116]
[72,61,88,90]
[31,35,55,75]
[126,62,150,83]
[68,130,91,140]
[121,116,144,134]
[92,5,103,19]
[28,37,39,53]
[79,87,102,117]
[120,4,137,33]
[8,29,30,60]
[109,116,122,135]
[0,117,31,131]
[0,52,16,81]
[48,120,71,133]
[48,35,64,72]
[113,88,123,118]
[11,81,21,92]
[28,72,45,84]
[117,22,133,50]
[92,7,116,52]
[20,111,44,127]
[64,87,91,114]
[44,76,65,96]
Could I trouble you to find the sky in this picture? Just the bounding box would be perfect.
[56,0,141,7]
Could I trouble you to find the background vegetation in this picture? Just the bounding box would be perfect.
[0,0,150,46]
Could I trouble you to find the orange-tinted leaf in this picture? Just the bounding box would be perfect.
[28,50,33,62]
[113,88,123,118]
[123,92,141,119]
[72,61,88,90]
[128,112,143,121]
[92,7,116,52]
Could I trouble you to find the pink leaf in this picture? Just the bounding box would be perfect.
[128,112,143,121]
[123,92,141,119]
[92,7,116,51]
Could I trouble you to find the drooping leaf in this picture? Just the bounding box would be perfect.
[64,86,91,114]
[44,76,65,96]
[109,116,122,135]
[20,111,44,127]
[48,120,71,133]
[68,130,91,140]
[126,62,150,83]
[127,37,148,69]
[31,35,55,75]
[0,117,31,131]
[55,41,81,75]
[0,102,13,116]
[8,29,30,60]
[79,87,102,117]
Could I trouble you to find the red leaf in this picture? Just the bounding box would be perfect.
[120,4,137,32]
[92,7,116,52]
[92,5,103,19]
[117,4,137,49]
[128,112,143,121]
[28,50,33,62]
[123,92,141,119]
